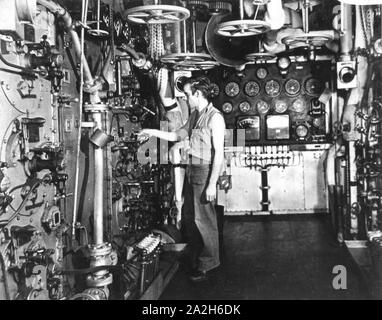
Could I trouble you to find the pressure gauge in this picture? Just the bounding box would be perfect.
[244,81,260,97]
[239,101,251,113]
[256,67,268,79]
[222,102,233,114]
[225,81,240,97]
[265,80,280,97]
[305,78,322,95]
[292,98,306,113]
[312,117,322,128]
[274,100,288,113]
[285,79,301,96]
[122,21,131,42]
[295,124,309,138]
[210,83,220,98]
[256,100,270,114]
[114,14,123,38]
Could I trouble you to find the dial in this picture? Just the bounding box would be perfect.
[237,117,260,129]
[265,80,280,97]
[277,56,291,70]
[296,124,309,138]
[210,83,220,99]
[244,81,260,97]
[285,79,301,96]
[274,100,288,113]
[225,81,240,97]
[122,21,131,42]
[256,67,268,79]
[256,100,270,114]
[222,102,233,114]
[239,101,251,113]
[292,98,306,113]
[305,78,323,95]
[312,117,322,128]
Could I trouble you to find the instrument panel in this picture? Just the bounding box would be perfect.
[208,61,332,145]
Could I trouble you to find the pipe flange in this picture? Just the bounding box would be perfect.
[208,2,232,15]
[215,20,271,37]
[86,272,113,287]
[88,242,112,257]
[281,31,334,48]
[84,103,109,113]
[124,5,190,24]
[245,52,276,62]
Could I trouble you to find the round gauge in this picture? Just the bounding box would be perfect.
[275,100,288,113]
[256,100,270,114]
[256,67,268,79]
[285,79,301,96]
[296,124,309,138]
[222,102,233,114]
[312,117,322,128]
[225,81,240,97]
[122,21,131,41]
[305,78,323,95]
[210,83,220,99]
[239,101,251,113]
[292,98,306,113]
[244,81,260,97]
[265,80,281,97]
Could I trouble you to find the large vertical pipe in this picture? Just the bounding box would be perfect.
[93,112,104,245]
[340,4,353,57]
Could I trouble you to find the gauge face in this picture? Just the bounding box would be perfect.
[275,100,288,113]
[225,81,240,97]
[239,101,251,113]
[256,67,268,79]
[292,98,306,113]
[296,124,309,138]
[285,79,301,96]
[237,117,260,129]
[244,81,260,97]
[114,15,123,37]
[122,22,131,41]
[222,102,233,114]
[305,78,323,95]
[265,80,280,97]
[312,117,322,128]
[277,56,291,70]
[210,83,220,99]
[256,100,270,114]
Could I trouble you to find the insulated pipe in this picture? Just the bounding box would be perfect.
[339,4,353,58]
[93,112,104,245]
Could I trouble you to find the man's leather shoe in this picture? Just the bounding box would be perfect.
[189,270,208,282]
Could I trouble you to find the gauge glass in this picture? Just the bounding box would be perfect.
[225,82,240,97]
[256,67,268,79]
[244,81,260,97]
[239,101,251,113]
[222,102,233,114]
[256,100,270,114]
[305,78,323,95]
[122,22,131,41]
[275,100,288,113]
[285,79,301,96]
[237,117,260,129]
[292,99,306,113]
[296,124,309,138]
[210,83,220,99]
[265,80,280,97]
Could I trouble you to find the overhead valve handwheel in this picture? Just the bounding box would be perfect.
[161,53,219,71]
[124,5,190,24]
[281,31,334,48]
[215,20,271,37]
[215,0,270,37]
[245,52,276,62]
[87,0,109,37]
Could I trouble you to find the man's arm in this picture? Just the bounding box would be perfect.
[205,113,226,202]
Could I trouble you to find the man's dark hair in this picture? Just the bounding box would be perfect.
[184,76,215,100]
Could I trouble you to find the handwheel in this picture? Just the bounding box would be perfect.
[281,31,334,48]
[124,5,190,24]
[161,53,219,70]
[215,20,271,37]
[208,1,232,15]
